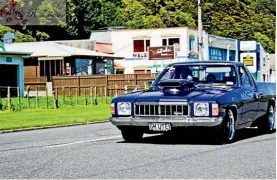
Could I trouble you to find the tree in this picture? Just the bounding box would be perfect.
[66,0,124,38]
[201,0,276,53]
[123,0,196,29]
[0,25,36,42]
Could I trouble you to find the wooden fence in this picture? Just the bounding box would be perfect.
[24,77,47,91]
[52,73,158,96]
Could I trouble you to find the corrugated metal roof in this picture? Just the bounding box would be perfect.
[5,41,124,59]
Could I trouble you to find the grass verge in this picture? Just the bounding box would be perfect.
[0,96,113,110]
[0,104,111,131]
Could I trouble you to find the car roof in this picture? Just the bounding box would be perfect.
[170,60,244,66]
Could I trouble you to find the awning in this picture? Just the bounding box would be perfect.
[161,34,181,38]
[132,35,151,39]
[38,57,64,60]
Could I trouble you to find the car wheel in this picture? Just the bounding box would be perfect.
[216,109,236,144]
[121,127,144,142]
[258,104,275,134]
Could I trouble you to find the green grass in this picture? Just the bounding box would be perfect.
[0,104,111,131]
[0,96,114,110]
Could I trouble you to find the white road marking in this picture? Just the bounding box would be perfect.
[46,135,122,148]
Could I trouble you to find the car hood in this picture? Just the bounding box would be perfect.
[114,87,234,103]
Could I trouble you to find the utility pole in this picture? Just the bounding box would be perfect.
[198,0,205,80]
[198,0,203,61]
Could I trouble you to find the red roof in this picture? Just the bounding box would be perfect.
[95,42,114,54]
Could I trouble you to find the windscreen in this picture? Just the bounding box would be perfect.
[156,64,238,87]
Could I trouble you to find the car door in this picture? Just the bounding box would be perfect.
[238,66,259,125]
[244,67,268,119]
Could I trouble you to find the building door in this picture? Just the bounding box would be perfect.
[0,64,18,97]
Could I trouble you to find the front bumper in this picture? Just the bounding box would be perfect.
[109,116,223,127]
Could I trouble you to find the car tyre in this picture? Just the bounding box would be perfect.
[257,104,275,134]
[121,127,143,142]
[216,109,236,144]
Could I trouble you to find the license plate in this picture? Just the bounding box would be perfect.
[149,123,171,131]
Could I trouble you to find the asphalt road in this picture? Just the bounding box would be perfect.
[0,122,276,179]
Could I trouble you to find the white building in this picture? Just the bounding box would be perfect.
[239,41,273,82]
[90,27,207,74]
[90,26,239,74]
[269,54,276,82]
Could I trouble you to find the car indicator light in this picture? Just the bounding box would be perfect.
[111,103,115,115]
[212,104,219,116]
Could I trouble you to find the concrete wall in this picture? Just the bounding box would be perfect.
[259,44,270,82]
[90,31,112,43]
[55,40,96,51]
[0,54,24,96]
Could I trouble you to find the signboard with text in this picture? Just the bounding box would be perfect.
[240,52,257,73]
[148,46,175,60]
[240,41,257,51]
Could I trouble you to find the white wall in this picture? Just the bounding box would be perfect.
[270,70,276,82]
[260,44,270,82]
[109,27,203,74]
[90,27,239,74]
[110,27,189,58]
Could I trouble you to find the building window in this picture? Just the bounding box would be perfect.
[162,39,167,46]
[229,50,236,61]
[209,48,227,61]
[263,58,266,66]
[75,59,93,75]
[162,38,180,51]
[189,36,195,51]
[133,39,150,52]
[95,61,105,74]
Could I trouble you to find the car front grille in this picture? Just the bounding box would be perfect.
[134,102,189,117]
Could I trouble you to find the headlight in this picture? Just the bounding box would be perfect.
[117,102,131,115]
[194,102,209,116]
